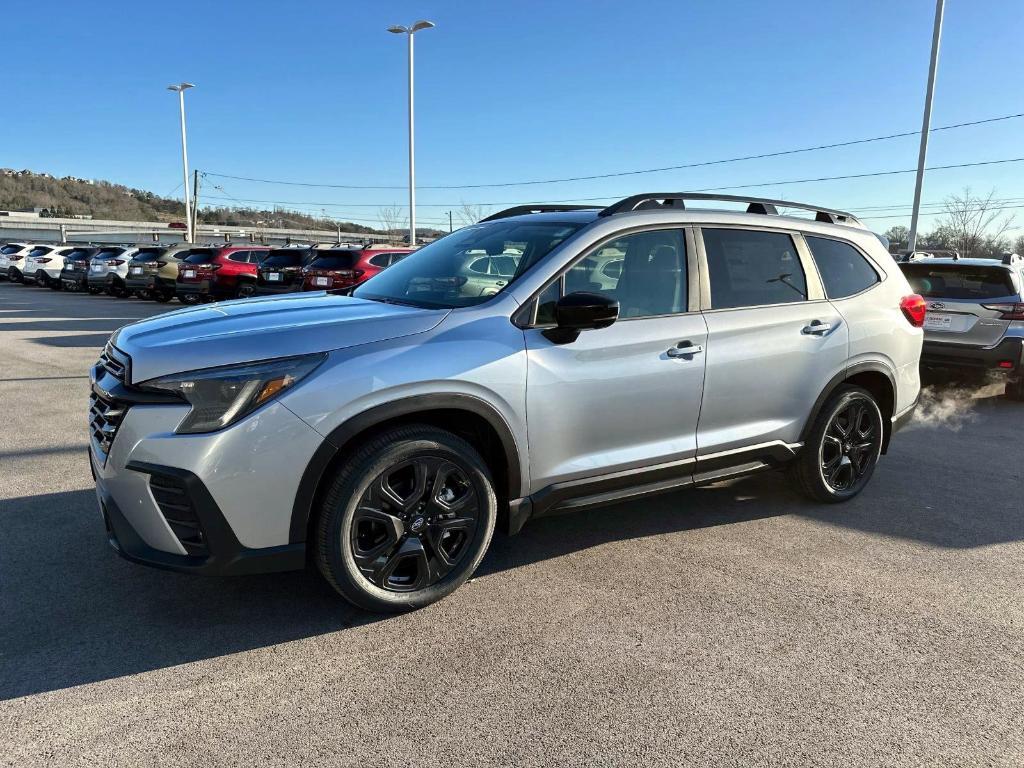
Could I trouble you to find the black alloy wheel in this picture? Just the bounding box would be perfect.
[791,385,883,503]
[316,425,497,612]
[236,282,256,299]
[819,397,881,492]
[352,457,480,592]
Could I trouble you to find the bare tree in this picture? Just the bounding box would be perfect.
[937,187,1016,258]
[377,205,407,234]
[455,202,491,226]
[1013,234,1024,255]
[883,225,909,251]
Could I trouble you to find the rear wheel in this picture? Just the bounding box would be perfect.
[180,293,200,305]
[34,271,50,287]
[235,281,256,299]
[791,385,883,503]
[315,425,497,612]
[9,268,22,283]
[48,277,62,290]
[153,291,173,303]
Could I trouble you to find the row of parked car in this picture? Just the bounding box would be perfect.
[0,241,416,303]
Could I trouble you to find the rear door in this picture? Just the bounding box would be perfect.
[524,227,707,490]
[695,226,848,455]
[900,262,1019,346]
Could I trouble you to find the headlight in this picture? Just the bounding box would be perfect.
[141,353,327,434]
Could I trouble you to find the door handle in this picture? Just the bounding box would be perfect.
[667,342,703,358]
[802,320,832,336]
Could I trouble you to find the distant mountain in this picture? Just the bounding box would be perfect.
[0,169,444,237]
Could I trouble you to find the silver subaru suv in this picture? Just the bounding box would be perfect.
[89,193,923,611]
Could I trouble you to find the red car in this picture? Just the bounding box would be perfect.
[300,246,414,293]
[175,245,270,302]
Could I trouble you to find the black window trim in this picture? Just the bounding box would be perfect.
[514,224,700,328]
[801,232,885,302]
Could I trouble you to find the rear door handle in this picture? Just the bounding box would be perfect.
[667,342,703,358]
[802,320,832,336]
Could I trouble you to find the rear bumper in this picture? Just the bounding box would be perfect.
[255,283,303,296]
[61,270,88,288]
[87,273,114,287]
[176,279,221,297]
[921,337,1024,373]
[125,275,158,292]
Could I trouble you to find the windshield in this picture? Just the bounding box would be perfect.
[354,220,584,308]
[262,252,307,268]
[901,263,1017,299]
[308,252,359,270]
[132,249,165,262]
[184,249,217,265]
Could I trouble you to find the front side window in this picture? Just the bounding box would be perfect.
[703,229,807,309]
[536,228,688,322]
[806,236,879,299]
[354,220,584,308]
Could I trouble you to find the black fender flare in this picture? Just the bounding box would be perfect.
[800,361,898,451]
[289,393,523,543]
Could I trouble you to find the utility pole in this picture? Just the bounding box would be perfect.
[191,169,200,241]
[907,0,945,255]
[448,210,453,233]
[388,20,435,248]
[167,82,196,243]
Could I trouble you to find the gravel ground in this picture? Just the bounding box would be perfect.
[2,282,1023,767]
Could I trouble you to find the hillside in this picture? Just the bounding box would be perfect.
[0,169,445,236]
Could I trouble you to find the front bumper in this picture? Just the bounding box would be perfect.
[921,337,1023,374]
[89,369,321,575]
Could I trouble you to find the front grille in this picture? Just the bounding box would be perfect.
[89,390,128,461]
[149,474,207,554]
[98,345,128,383]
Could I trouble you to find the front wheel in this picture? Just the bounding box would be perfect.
[315,425,497,612]
[791,385,884,503]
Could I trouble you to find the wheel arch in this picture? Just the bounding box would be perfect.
[290,394,523,545]
[801,362,897,454]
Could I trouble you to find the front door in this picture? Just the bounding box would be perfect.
[523,227,707,491]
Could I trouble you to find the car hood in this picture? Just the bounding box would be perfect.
[112,293,450,383]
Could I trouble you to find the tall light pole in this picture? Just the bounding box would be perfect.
[167,82,196,243]
[907,0,945,256]
[387,20,435,247]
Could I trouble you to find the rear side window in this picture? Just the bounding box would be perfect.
[702,229,807,309]
[900,264,1016,299]
[806,236,879,299]
[369,253,391,268]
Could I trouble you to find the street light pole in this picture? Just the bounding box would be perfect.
[167,82,196,244]
[388,20,435,248]
[907,0,945,256]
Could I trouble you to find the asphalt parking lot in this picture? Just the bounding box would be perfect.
[2,282,1023,767]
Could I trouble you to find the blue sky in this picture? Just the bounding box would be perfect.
[3,0,1022,235]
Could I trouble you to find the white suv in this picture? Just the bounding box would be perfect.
[90,193,923,611]
[23,244,80,288]
[0,242,33,280]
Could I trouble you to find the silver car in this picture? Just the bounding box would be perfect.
[87,246,140,296]
[900,253,1024,399]
[90,193,923,611]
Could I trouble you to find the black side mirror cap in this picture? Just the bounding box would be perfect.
[543,291,619,344]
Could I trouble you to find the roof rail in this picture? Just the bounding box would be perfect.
[597,192,863,227]
[479,204,602,222]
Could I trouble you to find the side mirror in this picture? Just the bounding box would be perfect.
[543,291,619,344]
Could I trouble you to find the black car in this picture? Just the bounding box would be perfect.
[58,247,99,291]
[254,247,315,295]
[125,245,192,300]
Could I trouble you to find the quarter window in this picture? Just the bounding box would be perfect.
[702,229,806,309]
[228,251,250,263]
[806,236,879,299]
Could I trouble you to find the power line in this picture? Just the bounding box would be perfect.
[859,202,1024,220]
[203,156,1024,209]
[200,111,1024,191]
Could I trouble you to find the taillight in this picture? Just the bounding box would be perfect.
[207,263,222,271]
[981,302,1024,320]
[332,269,361,279]
[900,294,927,327]
[36,257,53,264]
[9,255,23,261]
[154,261,167,268]
[107,259,125,266]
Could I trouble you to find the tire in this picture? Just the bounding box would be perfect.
[88,286,103,295]
[235,281,256,299]
[1006,378,1024,401]
[180,294,200,305]
[791,385,884,503]
[315,425,497,612]
[35,271,50,287]
[107,279,128,298]
[9,268,22,283]
[153,291,173,303]
[49,278,62,291]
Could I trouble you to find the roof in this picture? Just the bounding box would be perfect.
[900,257,1020,269]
